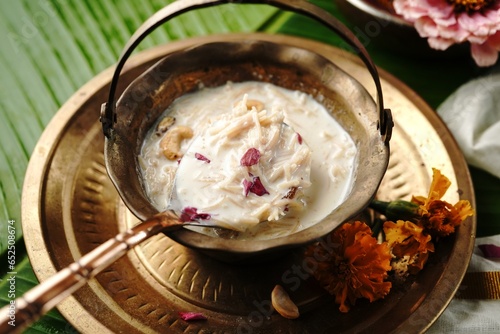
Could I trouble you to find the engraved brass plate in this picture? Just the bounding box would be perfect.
[22,33,476,334]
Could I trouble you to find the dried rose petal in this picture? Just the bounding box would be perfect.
[242,175,269,197]
[195,152,211,163]
[297,133,303,145]
[240,148,261,166]
[180,206,211,222]
[242,178,253,197]
[250,176,269,196]
[178,312,207,321]
[478,244,500,258]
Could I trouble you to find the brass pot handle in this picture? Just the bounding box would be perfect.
[100,0,393,144]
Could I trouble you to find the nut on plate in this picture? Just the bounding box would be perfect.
[271,285,299,319]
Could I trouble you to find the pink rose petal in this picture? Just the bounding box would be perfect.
[242,178,252,197]
[195,152,211,163]
[249,176,269,196]
[180,207,211,222]
[478,244,500,258]
[240,148,261,166]
[178,312,207,321]
[242,175,269,197]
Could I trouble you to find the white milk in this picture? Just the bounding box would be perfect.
[139,81,357,240]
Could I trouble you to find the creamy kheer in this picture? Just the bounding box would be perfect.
[139,81,357,239]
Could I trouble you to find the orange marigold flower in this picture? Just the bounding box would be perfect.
[413,168,451,207]
[412,168,474,237]
[305,221,392,313]
[383,220,434,277]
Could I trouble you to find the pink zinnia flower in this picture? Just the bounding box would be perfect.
[393,0,500,66]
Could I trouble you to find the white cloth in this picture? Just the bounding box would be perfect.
[430,70,500,332]
[437,70,500,179]
[428,236,500,333]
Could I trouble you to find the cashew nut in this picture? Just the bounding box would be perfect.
[160,125,193,160]
[155,116,176,136]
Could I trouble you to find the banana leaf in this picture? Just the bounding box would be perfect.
[0,0,499,333]
[0,0,279,332]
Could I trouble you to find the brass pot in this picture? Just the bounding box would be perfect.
[100,0,393,261]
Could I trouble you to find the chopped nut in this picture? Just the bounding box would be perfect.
[160,125,193,160]
[283,187,298,200]
[156,116,176,135]
[271,285,299,319]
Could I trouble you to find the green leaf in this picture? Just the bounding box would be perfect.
[0,0,278,254]
[0,251,71,333]
[0,0,279,332]
[1,0,499,333]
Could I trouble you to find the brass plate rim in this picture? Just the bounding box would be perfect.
[21,32,476,334]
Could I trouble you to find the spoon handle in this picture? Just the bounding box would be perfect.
[0,211,182,333]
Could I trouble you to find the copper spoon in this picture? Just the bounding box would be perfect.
[0,211,222,333]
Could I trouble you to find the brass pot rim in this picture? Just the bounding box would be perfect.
[101,0,392,261]
[106,39,390,260]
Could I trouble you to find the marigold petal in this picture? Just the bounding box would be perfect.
[338,286,350,313]
[427,168,451,202]
[306,221,392,312]
[454,200,475,221]
[420,200,465,237]
[384,220,434,276]
[409,168,475,237]
[409,252,430,274]
[357,277,392,302]
[411,195,427,208]
[384,220,432,255]
[341,221,372,250]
